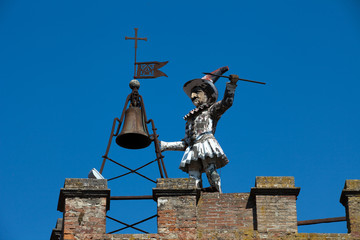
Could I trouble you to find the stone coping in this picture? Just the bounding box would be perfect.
[340,179,360,206]
[255,176,295,188]
[57,178,110,212]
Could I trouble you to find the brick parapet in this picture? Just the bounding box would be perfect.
[251,176,300,238]
[58,178,110,211]
[154,178,199,239]
[52,177,360,240]
[340,180,360,237]
[196,192,255,239]
[58,178,110,240]
[197,193,254,230]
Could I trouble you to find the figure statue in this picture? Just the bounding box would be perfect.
[160,66,239,193]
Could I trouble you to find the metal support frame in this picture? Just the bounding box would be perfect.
[99,85,167,234]
[106,214,157,234]
[99,87,167,179]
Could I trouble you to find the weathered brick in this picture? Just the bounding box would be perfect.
[53,177,360,239]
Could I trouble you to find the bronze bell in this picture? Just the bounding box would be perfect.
[115,106,152,149]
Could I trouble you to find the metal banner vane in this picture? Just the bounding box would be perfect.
[125,28,168,79]
[135,61,168,79]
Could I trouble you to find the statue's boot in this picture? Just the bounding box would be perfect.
[205,164,222,193]
[189,170,202,189]
[214,179,222,194]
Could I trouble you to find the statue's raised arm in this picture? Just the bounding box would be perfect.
[209,74,239,131]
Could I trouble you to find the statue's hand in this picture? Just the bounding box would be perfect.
[229,74,239,85]
[159,141,165,152]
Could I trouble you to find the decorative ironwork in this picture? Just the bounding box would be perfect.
[135,61,168,79]
[100,28,168,235]
[106,214,157,234]
[99,80,167,234]
[125,28,168,79]
[125,28,147,77]
[99,80,167,178]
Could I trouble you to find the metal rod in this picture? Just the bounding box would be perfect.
[298,217,346,226]
[148,118,167,178]
[108,171,133,181]
[140,95,167,178]
[108,159,158,181]
[106,157,157,183]
[125,28,147,78]
[106,215,148,234]
[99,118,119,173]
[110,195,153,200]
[203,72,266,85]
[100,93,131,174]
[108,214,157,234]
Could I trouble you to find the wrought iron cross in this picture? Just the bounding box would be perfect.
[125,28,147,76]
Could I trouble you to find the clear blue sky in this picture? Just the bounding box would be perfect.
[1,0,360,239]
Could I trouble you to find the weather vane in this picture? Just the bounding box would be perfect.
[125,28,168,79]
[98,27,169,181]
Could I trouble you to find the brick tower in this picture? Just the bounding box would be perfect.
[50,176,360,239]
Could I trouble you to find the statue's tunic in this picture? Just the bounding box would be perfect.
[180,82,237,173]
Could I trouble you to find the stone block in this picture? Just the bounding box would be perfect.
[251,176,300,236]
[58,178,110,212]
[63,178,108,190]
[153,178,200,201]
[156,178,198,189]
[255,176,295,188]
[58,178,110,239]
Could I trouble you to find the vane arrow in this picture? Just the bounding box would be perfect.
[203,72,266,85]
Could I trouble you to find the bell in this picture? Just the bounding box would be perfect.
[115,106,152,149]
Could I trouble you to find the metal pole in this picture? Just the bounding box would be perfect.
[298,217,346,226]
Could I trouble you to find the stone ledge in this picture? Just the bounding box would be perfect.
[340,190,360,206]
[249,187,301,200]
[255,176,295,188]
[156,178,198,189]
[340,180,360,206]
[344,179,360,191]
[153,178,200,201]
[63,178,108,189]
[153,189,200,201]
[57,178,110,212]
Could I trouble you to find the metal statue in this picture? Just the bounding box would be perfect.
[160,66,239,193]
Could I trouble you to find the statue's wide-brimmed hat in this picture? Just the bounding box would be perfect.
[183,66,229,104]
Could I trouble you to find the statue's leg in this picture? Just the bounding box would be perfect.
[204,162,222,193]
[188,160,202,189]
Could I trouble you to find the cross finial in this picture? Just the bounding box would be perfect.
[125,28,147,76]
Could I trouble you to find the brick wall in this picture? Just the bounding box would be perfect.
[250,176,300,238]
[53,177,360,240]
[153,178,199,239]
[196,192,254,238]
[57,179,110,240]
